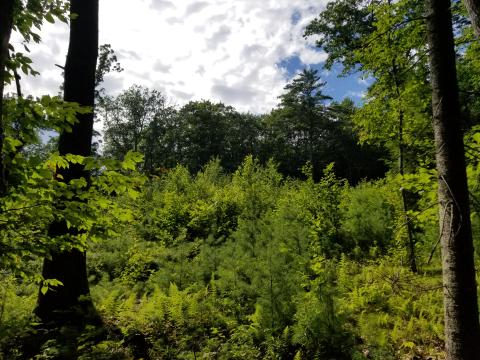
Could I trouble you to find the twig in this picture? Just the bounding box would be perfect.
[427,202,451,265]
[0,201,50,214]
[394,201,438,233]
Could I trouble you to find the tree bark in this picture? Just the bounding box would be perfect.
[35,0,99,325]
[0,0,15,195]
[464,0,480,38]
[425,0,480,358]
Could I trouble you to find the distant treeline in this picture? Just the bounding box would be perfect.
[98,70,386,183]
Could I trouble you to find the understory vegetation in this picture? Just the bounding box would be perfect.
[3,150,480,359]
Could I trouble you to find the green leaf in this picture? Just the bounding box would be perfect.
[45,13,55,23]
[122,151,144,170]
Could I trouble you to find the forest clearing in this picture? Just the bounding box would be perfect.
[1,0,480,359]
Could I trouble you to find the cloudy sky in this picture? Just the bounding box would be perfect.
[9,0,367,114]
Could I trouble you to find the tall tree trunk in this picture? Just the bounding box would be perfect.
[388,15,417,272]
[35,0,99,325]
[0,0,15,196]
[425,0,480,358]
[464,0,480,38]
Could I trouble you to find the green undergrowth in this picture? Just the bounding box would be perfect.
[3,157,478,359]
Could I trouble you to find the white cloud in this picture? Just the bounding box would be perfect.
[153,60,171,73]
[299,47,328,65]
[7,0,329,115]
[357,76,374,87]
[185,1,210,16]
[206,25,232,50]
[150,0,174,12]
[346,90,366,99]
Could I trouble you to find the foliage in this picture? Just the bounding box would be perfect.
[306,0,432,171]
[4,0,480,358]
[2,158,456,358]
[101,85,385,183]
[340,180,396,255]
[0,149,145,274]
[337,255,444,359]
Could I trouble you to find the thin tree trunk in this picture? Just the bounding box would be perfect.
[464,0,480,38]
[390,26,417,273]
[425,0,480,358]
[400,187,417,271]
[397,97,417,273]
[35,0,99,325]
[0,0,15,196]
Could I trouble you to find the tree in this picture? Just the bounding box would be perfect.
[35,0,99,325]
[304,0,376,74]
[0,2,75,277]
[325,99,386,183]
[306,0,431,171]
[278,69,332,181]
[178,100,230,173]
[223,112,262,172]
[142,99,178,172]
[0,0,70,195]
[261,69,334,181]
[425,0,480,358]
[264,69,385,183]
[0,0,15,195]
[464,0,480,37]
[95,44,123,101]
[306,0,430,271]
[101,85,175,171]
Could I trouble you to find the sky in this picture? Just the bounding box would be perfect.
[9,0,369,115]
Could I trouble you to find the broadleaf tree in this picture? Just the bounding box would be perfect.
[306,0,431,272]
[425,0,480,358]
[0,0,15,194]
[35,0,100,326]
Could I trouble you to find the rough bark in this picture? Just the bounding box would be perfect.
[425,0,480,358]
[464,0,480,38]
[0,0,15,195]
[35,0,99,325]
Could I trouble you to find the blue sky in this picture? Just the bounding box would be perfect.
[278,56,368,104]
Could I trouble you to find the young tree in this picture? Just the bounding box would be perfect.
[425,0,480,358]
[35,0,99,324]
